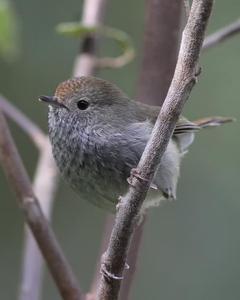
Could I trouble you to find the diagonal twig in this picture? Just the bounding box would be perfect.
[97,0,214,299]
[203,18,240,50]
[0,95,46,149]
[0,94,61,300]
[0,111,83,300]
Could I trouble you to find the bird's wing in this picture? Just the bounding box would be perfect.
[135,101,200,135]
[174,116,201,135]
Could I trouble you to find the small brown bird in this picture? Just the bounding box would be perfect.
[39,76,232,212]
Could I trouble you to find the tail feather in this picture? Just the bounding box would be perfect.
[174,116,234,153]
[193,116,235,128]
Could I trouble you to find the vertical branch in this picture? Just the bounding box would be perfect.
[119,1,183,299]
[73,0,107,77]
[137,0,183,105]
[72,1,115,300]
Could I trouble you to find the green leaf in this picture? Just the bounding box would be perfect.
[0,0,19,61]
[56,22,98,37]
[56,22,135,68]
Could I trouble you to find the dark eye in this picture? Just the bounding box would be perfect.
[77,100,89,110]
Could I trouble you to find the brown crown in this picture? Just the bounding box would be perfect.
[54,76,122,104]
[54,77,85,101]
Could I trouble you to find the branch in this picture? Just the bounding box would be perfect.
[86,215,114,300]
[0,95,46,149]
[119,1,183,299]
[203,18,240,50]
[183,0,191,20]
[70,1,115,300]
[0,95,60,300]
[97,1,214,299]
[19,140,59,300]
[73,0,107,77]
[0,111,83,300]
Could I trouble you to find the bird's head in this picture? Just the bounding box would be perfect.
[39,76,129,119]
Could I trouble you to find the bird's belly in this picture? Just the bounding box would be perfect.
[53,147,126,212]
[50,131,179,213]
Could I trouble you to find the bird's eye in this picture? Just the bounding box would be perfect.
[77,100,89,110]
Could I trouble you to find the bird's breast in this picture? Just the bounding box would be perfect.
[48,113,126,209]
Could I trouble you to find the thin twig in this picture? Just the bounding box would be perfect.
[203,18,240,50]
[97,1,214,299]
[0,95,46,149]
[0,111,83,300]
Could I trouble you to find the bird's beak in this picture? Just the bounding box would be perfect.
[38,95,68,110]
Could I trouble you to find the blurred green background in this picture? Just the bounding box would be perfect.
[0,0,239,299]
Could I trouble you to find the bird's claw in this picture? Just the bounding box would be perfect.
[127,168,150,186]
[100,252,129,281]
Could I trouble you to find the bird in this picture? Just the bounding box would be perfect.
[39,76,232,213]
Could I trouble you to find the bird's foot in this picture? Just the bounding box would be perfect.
[127,168,150,186]
[100,252,129,281]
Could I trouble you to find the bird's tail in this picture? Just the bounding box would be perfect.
[175,116,234,153]
[193,116,235,128]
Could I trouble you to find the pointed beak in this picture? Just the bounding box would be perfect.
[38,95,68,110]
